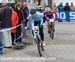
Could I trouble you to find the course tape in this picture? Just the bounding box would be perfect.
[0,24,23,45]
[0,24,22,32]
[0,23,31,47]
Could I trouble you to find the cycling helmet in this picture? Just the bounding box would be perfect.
[45,7,50,12]
[30,9,36,14]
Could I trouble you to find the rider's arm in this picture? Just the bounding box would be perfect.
[32,19,34,29]
[41,18,43,25]
[37,12,44,25]
[44,12,49,20]
[44,12,47,18]
[50,10,57,18]
[27,15,34,29]
[53,11,57,18]
[40,13,44,25]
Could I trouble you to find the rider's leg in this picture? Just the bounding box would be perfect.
[46,20,51,33]
[32,30,34,36]
[39,26,45,46]
[53,22,55,32]
[39,25,44,42]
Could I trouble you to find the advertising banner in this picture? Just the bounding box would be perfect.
[54,11,75,20]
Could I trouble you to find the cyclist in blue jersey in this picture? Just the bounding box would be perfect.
[27,9,45,46]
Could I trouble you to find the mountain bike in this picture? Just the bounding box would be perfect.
[49,19,55,40]
[33,25,44,57]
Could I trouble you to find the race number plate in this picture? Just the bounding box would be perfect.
[49,19,54,22]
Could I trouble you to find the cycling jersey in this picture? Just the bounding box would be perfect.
[27,12,43,28]
[44,10,57,19]
[27,12,44,41]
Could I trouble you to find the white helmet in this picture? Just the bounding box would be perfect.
[45,7,50,12]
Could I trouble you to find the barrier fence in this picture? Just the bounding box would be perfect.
[0,24,22,48]
[0,21,33,53]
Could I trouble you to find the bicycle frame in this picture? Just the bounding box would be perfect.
[49,19,54,31]
[33,26,44,57]
[49,19,55,39]
[33,26,40,44]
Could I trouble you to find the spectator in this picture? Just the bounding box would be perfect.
[64,3,70,22]
[10,5,19,45]
[23,2,29,27]
[42,3,47,12]
[15,2,23,43]
[21,0,26,2]
[37,0,42,6]
[1,1,12,48]
[64,3,70,11]
[0,8,3,28]
[52,3,57,11]
[70,2,75,11]
[57,3,64,22]
[1,1,12,28]
[52,3,57,21]
[57,2,64,11]
[0,8,4,51]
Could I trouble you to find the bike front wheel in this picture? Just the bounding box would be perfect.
[51,31,54,40]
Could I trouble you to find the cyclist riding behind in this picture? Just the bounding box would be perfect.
[27,9,45,46]
[44,6,57,33]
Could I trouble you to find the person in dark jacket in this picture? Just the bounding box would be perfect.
[1,3,12,28]
[0,8,3,50]
[0,8,3,28]
[15,2,23,43]
[64,3,70,22]
[1,1,12,48]
[23,2,29,27]
[64,3,70,11]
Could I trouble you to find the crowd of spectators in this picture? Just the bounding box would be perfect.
[52,2,75,12]
[52,2,75,22]
[0,1,29,48]
[0,1,75,48]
